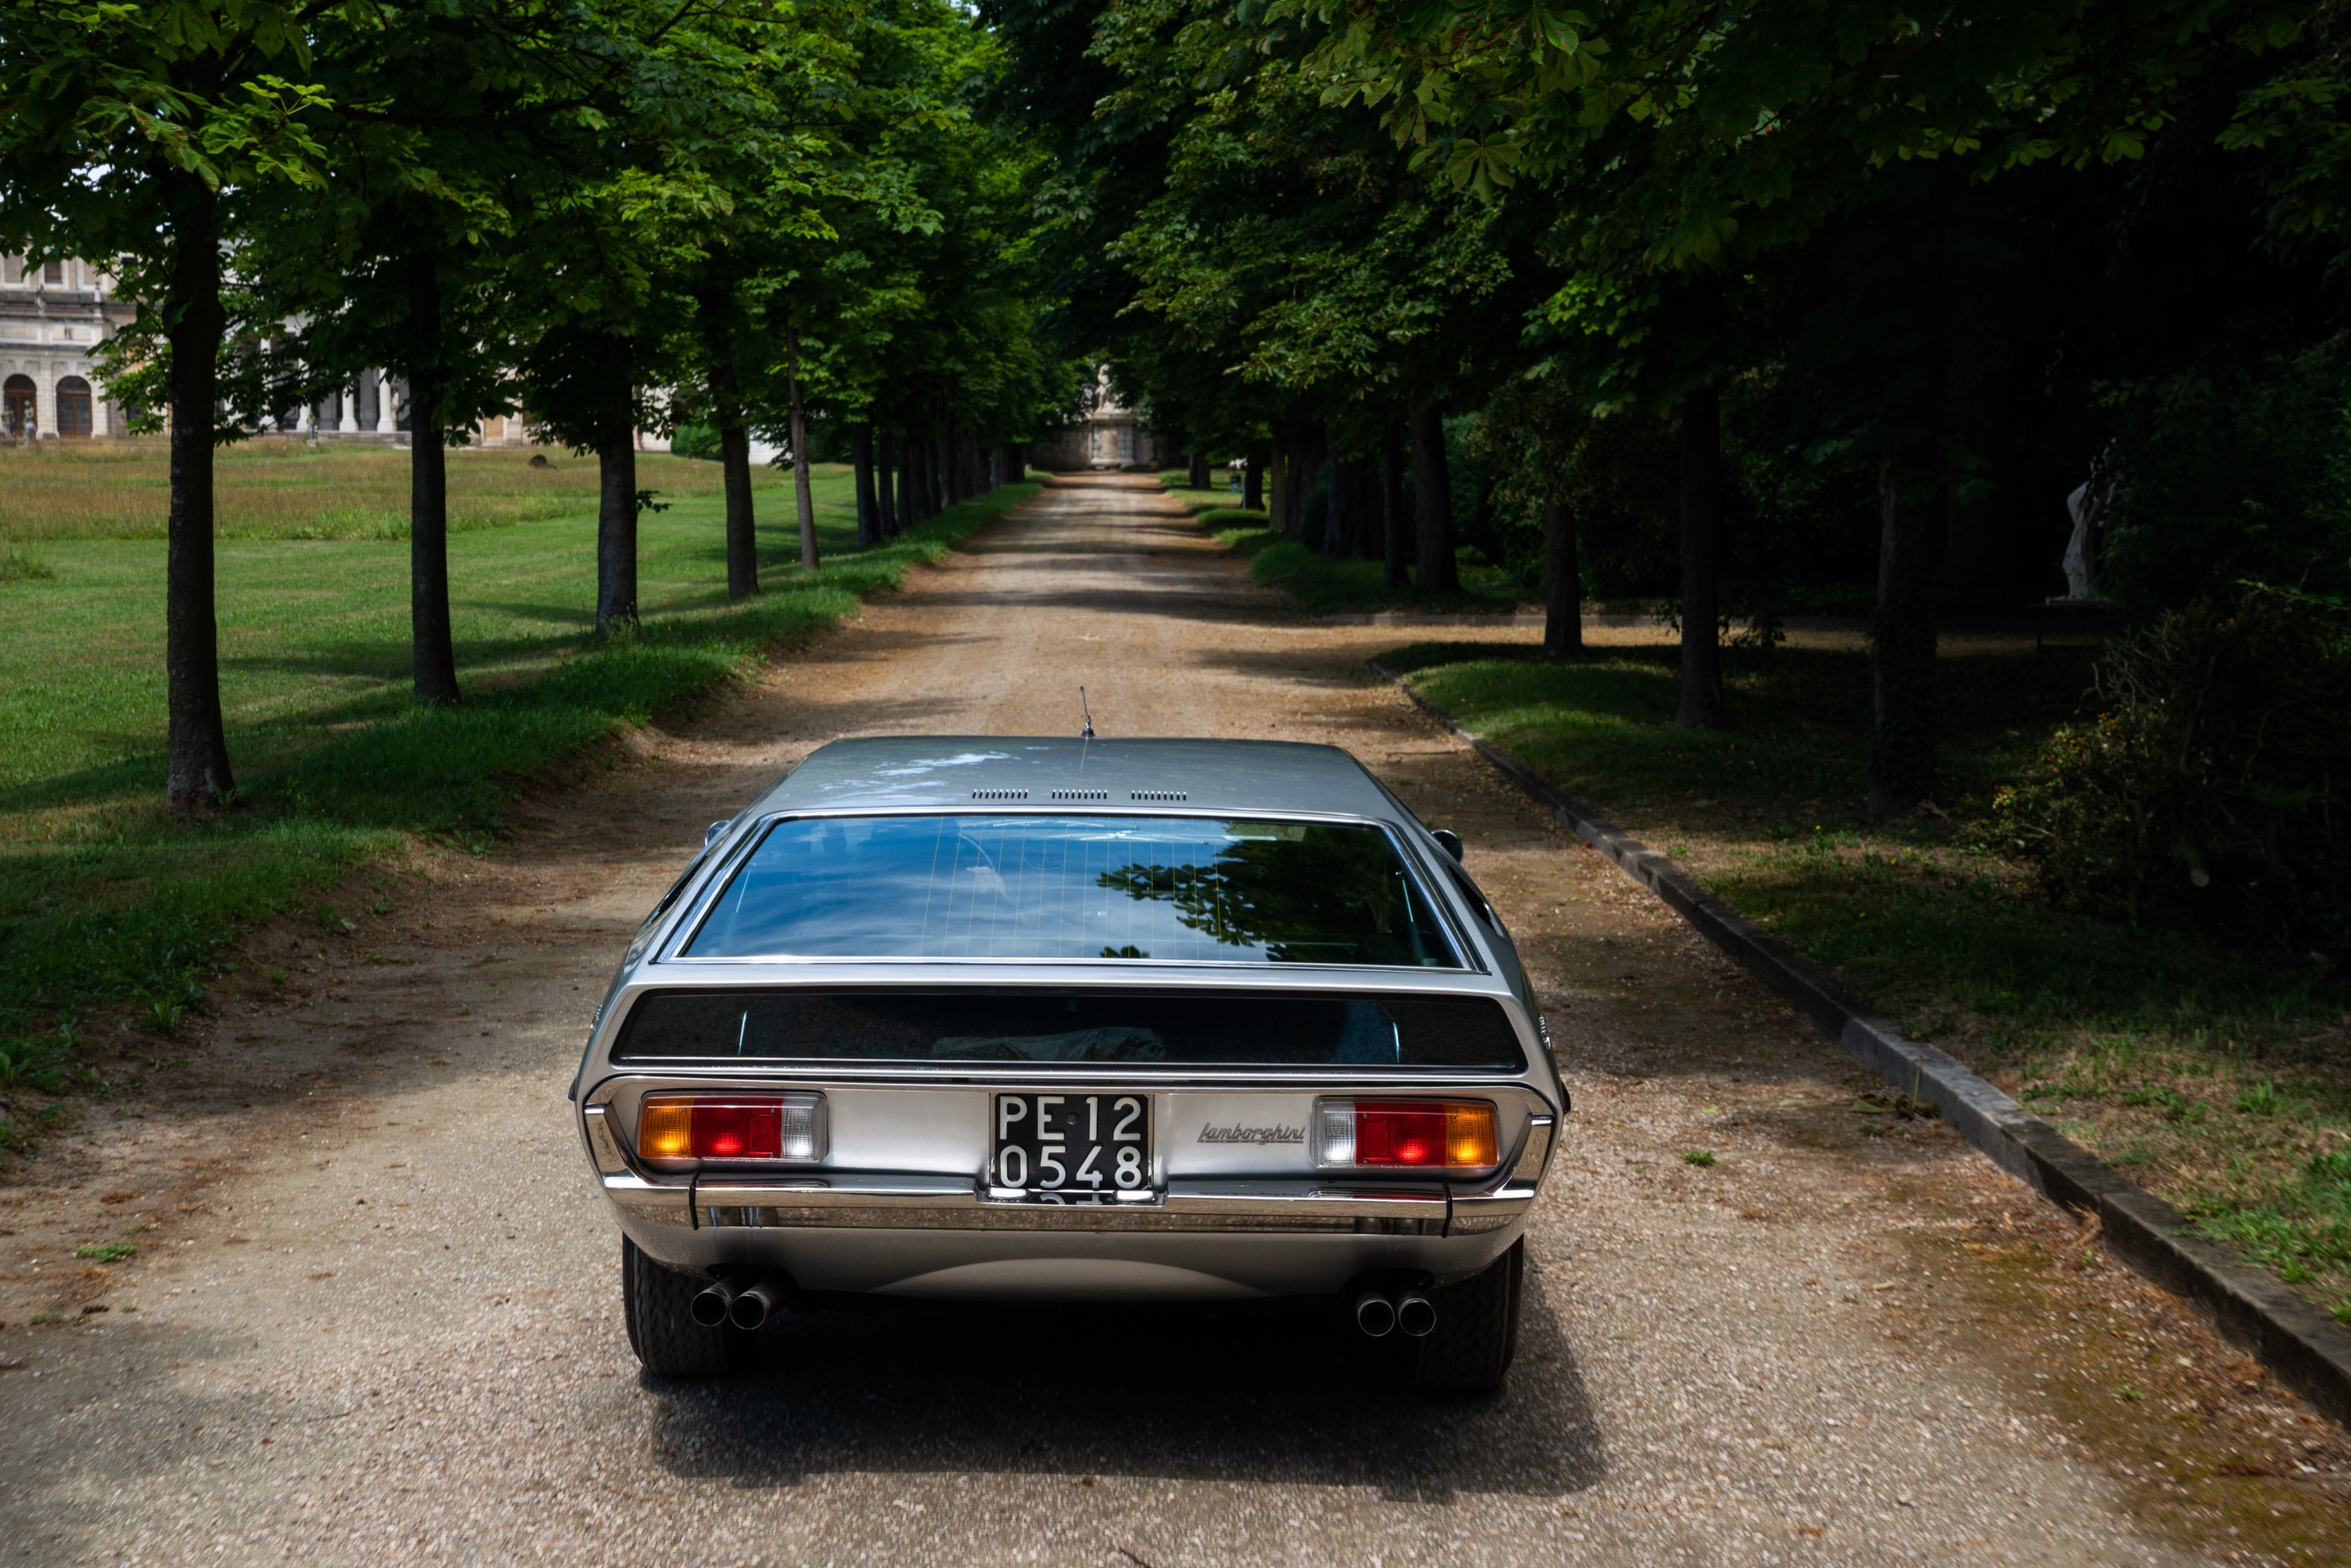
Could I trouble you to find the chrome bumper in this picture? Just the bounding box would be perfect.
[586,1103,1549,1239]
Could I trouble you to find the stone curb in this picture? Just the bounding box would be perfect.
[1368,657,2351,1428]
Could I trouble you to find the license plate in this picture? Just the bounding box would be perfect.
[991,1093,1152,1201]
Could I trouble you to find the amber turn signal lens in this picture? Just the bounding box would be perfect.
[1444,1103,1498,1167]
[639,1098,696,1160]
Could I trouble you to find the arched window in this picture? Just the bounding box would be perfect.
[56,375,92,436]
[2,375,33,438]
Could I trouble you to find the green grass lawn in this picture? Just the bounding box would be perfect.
[0,447,1038,1140]
[1157,470,1532,615]
[1382,639,2351,1315]
[0,436,733,541]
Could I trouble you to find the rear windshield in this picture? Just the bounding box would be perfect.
[683,814,1461,968]
[614,990,1526,1070]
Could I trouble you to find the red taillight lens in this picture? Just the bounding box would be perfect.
[1317,1099,1498,1170]
[636,1094,821,1164]
[1358,1103,1448,1165]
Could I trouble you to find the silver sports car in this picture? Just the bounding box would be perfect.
[571,737,1567,1391]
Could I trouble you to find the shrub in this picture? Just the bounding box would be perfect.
[669,422,723,462]
[2097,353,2351,614]
[0,536,51,582]
[1985,588,2351,965]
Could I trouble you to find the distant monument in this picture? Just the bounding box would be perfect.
[1034,366,1165,471]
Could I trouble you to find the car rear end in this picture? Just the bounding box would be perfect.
[573,739,1567,1389]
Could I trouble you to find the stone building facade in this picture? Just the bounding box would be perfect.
[1,255,134,438]
[0,253,556,447]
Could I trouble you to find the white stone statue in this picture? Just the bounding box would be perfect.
[2058,452,2117,602]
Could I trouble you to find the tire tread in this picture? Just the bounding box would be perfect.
[1412,1240,1523,1394]
[622,1237,755,1377]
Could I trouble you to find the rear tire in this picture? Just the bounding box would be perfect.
[1412,1240,1523,1394]
[621,1237,757,1377]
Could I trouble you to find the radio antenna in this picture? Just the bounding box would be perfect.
[1079,686,1096,741]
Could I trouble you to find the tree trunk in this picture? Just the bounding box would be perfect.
[1382,422,1409,588]
[405,250,459,705]
[162,176,235,809]
[1408,404,1456,592]
[1871,435,1948,817]
[852,424,878,549]
[1244,443,1266,511]
[900,433,922,526]
[1543,500,1582,659]
[1675,386,1730,729]
[1869,197,1952,820]
[1187,449,1209,489]
[719,422,755,595]
[595,366,638,634]
[1267,440,1288,531]
[786,314,817,571]
[699,285,756,599]
[1290,428,1327,540]
[877,429,897,536]
[1331,457,1375,559]
[1320,457,1347,559]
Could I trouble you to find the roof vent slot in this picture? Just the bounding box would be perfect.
[970,788,1029,801]
[1128,789,1188,802]
[1049,788,1110,801]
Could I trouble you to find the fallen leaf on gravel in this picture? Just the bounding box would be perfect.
[1870,1282,1897,1291]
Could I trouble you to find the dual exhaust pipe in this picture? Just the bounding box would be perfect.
[692,1274,785,1332]
[1355,1288,1436,1338]
[704,1273,1427,1339]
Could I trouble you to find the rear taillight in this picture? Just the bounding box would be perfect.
[1316,1099,1498,1171]
[635,1093,824,1166]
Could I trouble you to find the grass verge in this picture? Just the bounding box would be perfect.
[0,436,750,541]
[0,461,1037,1145]
[1158,472,1533,616]
[1380,639,2351,1314]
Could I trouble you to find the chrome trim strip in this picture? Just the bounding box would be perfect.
[605,1172,1463,1234]
[1509,1114,1556,1184]
[1449,1184,1536,1236]
[583,1103,629,1175]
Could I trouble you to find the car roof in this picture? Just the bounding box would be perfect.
[748,737,1405,820]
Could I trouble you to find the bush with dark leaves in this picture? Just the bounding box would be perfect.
[1986,588,2349,965]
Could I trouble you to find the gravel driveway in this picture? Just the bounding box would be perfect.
[2,475,2343,1566]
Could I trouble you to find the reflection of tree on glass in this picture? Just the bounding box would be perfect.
[1097,823,1448,966]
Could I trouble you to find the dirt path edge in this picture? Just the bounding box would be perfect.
[1371,655,2351,1430]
